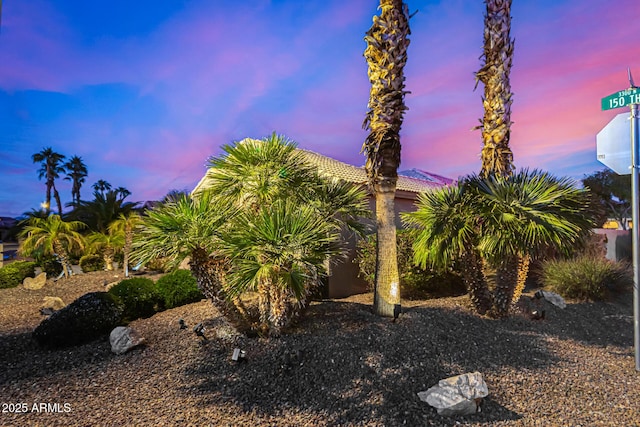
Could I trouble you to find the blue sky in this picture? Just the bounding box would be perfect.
[1,0,639,217]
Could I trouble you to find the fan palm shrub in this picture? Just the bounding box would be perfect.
[222,199,343,335]
[403,169,593,317]
[19,214,85,278]
[131,191,253,333]
[87,229,125,271]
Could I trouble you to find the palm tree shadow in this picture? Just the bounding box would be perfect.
[179,300,555,424]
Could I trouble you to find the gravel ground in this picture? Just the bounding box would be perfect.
[1,270,639,426]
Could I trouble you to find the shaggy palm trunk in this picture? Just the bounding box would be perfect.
[103,247,114,271]
[460,251,492,315]
[362,0,410,317]
[45,181,53,215]
[53,240,72,278]
[476,0,514,178]
[492,256,519,317]
[373,180,401,317]
[53,186,63,217]
[190,249,251,334]
[268,285,288,337]
[123,227,133,277]
[511,254,530,304]
[257,279,271,332]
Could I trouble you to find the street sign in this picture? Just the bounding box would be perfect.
[597,112,631,174]
[602,87,640,110]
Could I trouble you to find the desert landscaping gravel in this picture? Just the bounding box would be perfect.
[1,270,639,426]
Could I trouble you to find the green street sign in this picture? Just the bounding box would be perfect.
[602,87,640,110]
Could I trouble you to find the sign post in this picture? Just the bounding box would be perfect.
[601,70,640,372]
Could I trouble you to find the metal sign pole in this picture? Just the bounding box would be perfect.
[632,102,640,372]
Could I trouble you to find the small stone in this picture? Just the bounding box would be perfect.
[540,291,566,309]
[41,296,65,312]
[110,326,145,355]
[23,272,47,290]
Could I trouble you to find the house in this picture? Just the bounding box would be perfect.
[192,147,452,298]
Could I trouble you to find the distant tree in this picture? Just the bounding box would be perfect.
[87,229,125,271]
[162,189,190,204]
[92,180,112,197]
[109,212,142,277]
[475,0,515,178]
[64,155,88,208]
[114,186,131,200]
[72,190,138,232]
[19,215,86,278]
[32,147,66,216]
[582,169,631,229]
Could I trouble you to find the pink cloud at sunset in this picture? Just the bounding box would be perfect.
[1,0,640,217]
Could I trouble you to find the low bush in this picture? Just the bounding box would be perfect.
[540,256,632,301]
[155,269,203,309]
[33,292,123,348]
[39,256,63,278]
[145,257,169,273]
[354,230,466,299]
[80,254,105,273]
[108,277,161,321]
[0,261,37,289]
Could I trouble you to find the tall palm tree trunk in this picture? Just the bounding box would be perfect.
[476,0,515,178]
[362,0,410,317]
[124,228,133,277]
[373,178,401,317]
[53,186,63,216]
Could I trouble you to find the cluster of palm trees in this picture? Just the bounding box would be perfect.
[130,134,370,336]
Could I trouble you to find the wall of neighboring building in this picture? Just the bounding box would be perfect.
[593,228,632,262]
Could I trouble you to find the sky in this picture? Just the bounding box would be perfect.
[1,0,639,217]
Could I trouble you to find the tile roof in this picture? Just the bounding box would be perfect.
[192,144,451,195]
[298,149,449,194]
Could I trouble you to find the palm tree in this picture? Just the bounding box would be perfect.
[63,155,88,208]
[72,189,137,232]
[87,229,125,271]
[19,214,86,278]
[362,0,411,317]
[475,0,515,178]
[114,186,131,200]
[109,212,142,277]
[403,170,593,317]
[92,180,112,197]
[131,192,252,333]
[32,147,66,216]
[223,199,343,336]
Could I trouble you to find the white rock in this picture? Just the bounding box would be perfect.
[23,272,47,290]
[418,372,488,416]
[110,326,145,355]
[541,291,566,309]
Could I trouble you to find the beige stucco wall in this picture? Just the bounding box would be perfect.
[326,192,419,298]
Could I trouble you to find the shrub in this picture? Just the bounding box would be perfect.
[80,254,105,273]
[39,256,63,278]
[0,261,37,289]
[145,257,169,273]
[540,256,633,301]
[108,277,161,321]
[32,292,123,348]
[354,230,466,299]
[155,269,203,309]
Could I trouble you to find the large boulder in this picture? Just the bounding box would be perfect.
[23,272,47,290]
[33,292,123,348]
[110,326,145,355]
[418,372,488,416]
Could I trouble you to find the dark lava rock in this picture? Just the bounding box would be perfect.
[33,291,124,348]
